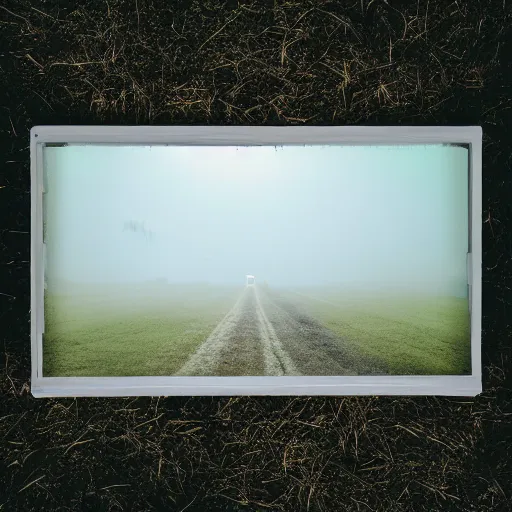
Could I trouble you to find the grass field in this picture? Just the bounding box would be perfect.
[44,283,471,377]
[43,283,241,377]
[281,288,471,375]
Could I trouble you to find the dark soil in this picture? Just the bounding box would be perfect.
[1,1,511,511]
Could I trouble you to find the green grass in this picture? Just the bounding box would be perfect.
[282,289,471,375]
[43,283,241,377]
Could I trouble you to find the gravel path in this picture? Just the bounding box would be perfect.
[176,286,388,376]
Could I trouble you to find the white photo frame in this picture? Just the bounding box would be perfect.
[30,126,482,397]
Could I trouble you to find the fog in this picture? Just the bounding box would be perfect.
[44,144,469,296]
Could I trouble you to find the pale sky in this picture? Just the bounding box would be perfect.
[43,144,469,294]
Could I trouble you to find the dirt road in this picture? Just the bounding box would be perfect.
[175,286,387,376]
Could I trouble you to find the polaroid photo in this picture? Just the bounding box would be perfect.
[30,126,482,397]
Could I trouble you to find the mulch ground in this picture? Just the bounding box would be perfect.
[1,1,511,510]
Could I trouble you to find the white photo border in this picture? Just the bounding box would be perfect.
[30,125,482,397]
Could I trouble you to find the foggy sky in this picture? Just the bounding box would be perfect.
[44,144,469,294]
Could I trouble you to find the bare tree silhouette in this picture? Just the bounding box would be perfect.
[123,220,153,240]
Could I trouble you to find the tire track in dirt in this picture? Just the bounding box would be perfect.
[176,286,386,376]
[254,287,300,376]
[261,289,389,376]
[174,290,250,376]
[175,286,300,376]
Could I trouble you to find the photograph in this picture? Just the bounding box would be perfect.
[42,143,471,378]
